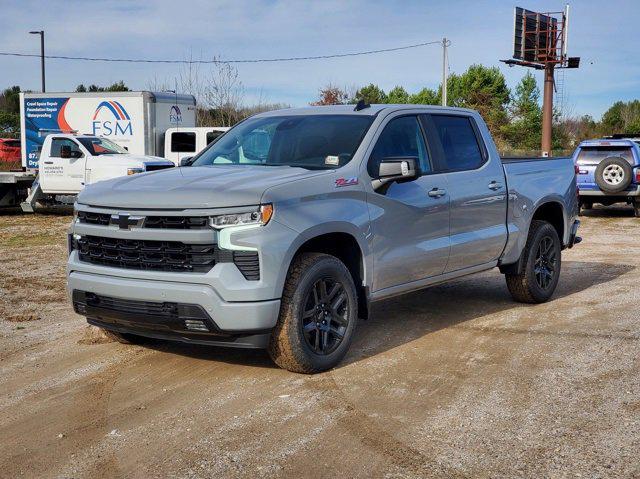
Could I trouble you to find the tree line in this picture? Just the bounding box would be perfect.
[1,63,639,155]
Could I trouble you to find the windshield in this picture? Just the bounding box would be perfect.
[77,137,129,155]
[190,114,373,169]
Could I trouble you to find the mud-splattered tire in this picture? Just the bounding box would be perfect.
[505,220,561,304]
[101,329,146,345]
[268,253,358,374]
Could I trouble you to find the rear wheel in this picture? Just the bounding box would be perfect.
[505,220,561,303]
[633,199,640,218]
[268,253,358,373]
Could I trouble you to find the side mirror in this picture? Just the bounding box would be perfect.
[70,150,83,159]
[179,156,193,167]
[372,157,419,190]
[60,145,71,159]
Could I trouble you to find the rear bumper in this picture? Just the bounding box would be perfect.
[68,271,281,342]
[579,185,640,197]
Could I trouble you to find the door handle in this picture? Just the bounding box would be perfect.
[428,188,446,198]
[43,161,53,165]
[488,181,503,190]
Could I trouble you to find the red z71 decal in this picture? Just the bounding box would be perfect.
[335,177,358,188]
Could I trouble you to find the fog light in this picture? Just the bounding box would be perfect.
[184,320,209,332]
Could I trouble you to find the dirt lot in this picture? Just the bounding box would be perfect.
[1,208,639,478]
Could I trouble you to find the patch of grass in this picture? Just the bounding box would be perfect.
[0,232,61,248]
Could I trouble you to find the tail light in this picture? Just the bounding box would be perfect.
[574,165,580,175]
[635,169,640,183]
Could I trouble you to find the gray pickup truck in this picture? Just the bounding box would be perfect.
[67,104,580,373]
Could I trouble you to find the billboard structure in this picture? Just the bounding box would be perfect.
[502,5,579,156]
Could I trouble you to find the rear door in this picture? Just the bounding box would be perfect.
[40,138,86,193]
[169,131,197,165]
[366,114,450,292]
[422,113,508,272]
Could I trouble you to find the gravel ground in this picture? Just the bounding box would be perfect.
[0,207,638,478]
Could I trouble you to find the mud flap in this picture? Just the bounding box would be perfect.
[20,174,44,213]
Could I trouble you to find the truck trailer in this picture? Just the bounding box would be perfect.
[0,91,196,211]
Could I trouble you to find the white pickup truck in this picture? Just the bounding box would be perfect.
[22,134,174,210]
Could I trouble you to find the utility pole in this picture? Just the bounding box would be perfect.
[29,30,45,92]
[541,63,554,157]
[441,37,449,106]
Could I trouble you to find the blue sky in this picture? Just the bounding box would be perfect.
[1,0,638,119]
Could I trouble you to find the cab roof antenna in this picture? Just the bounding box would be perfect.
[354,99,370,111]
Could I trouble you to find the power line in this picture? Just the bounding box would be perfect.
[0,40,443,65]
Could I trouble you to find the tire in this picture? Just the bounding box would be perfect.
[594,156,632,193]
[578,200,592,216]
[505,220,562,304]
[268,253,358,374]
[101,328,146,345]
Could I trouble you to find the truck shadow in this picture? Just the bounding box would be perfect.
[144,260,632,371]
[344,260,633,367]
[581,205,634,218]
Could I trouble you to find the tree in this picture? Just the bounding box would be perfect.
[0,111,19,135]
[353,84,386,104]
[75,81,129,93]
[0,86,21,114]
[409,87,439,105]
[203,61,245,127]
[311,84,349,105]
[446,65,510,141]
[386,86,409,104]
[502,72,542,150]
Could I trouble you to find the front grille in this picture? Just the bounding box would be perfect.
[77,210,111,226]
[145,164,174,172]
[233,251,260,280]
[75,235,216,273]
[76,211,209,230]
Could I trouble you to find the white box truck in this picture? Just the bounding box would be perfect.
[0,91,196,211]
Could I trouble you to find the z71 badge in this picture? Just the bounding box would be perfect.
[335,177,358,188]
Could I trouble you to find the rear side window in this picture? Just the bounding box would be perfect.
[368,116,430,177]
[171,132,196,153]
[431,115,484,171]
[576,147,634,165]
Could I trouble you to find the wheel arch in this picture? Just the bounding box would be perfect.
[281,225,370,319]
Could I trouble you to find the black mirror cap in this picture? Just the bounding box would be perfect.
[179,156,193,167]
[378,156,420,181]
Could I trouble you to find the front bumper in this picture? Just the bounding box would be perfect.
[68,271,281,340]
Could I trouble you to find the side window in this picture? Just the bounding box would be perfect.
[50,138,82,158]
[206,131,224,145]
[431,115,484,171]
[171,132,196,153]
[368,116,430,177]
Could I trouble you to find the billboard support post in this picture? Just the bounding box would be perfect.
[541,63,554,156]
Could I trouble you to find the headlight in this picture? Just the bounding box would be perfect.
[210,204,273,229]
[127,167,145,175]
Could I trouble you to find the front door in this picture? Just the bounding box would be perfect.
[366,115,450,292]
[41,138,86,193]
[422,114,508,273]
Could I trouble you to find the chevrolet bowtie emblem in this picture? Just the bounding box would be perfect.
[110,213,144,230]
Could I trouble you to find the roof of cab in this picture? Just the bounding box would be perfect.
[255,104,478,117]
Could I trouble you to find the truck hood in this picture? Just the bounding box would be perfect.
[77,165,328,209]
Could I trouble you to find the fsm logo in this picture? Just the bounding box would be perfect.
[169,105,182,123]
[91,101,133,136]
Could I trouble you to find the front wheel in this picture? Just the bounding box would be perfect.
[268,253,358,373]
[505,220,562,303]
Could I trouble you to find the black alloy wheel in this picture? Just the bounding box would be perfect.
[301,277,349,355]
[534,235,558,290]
